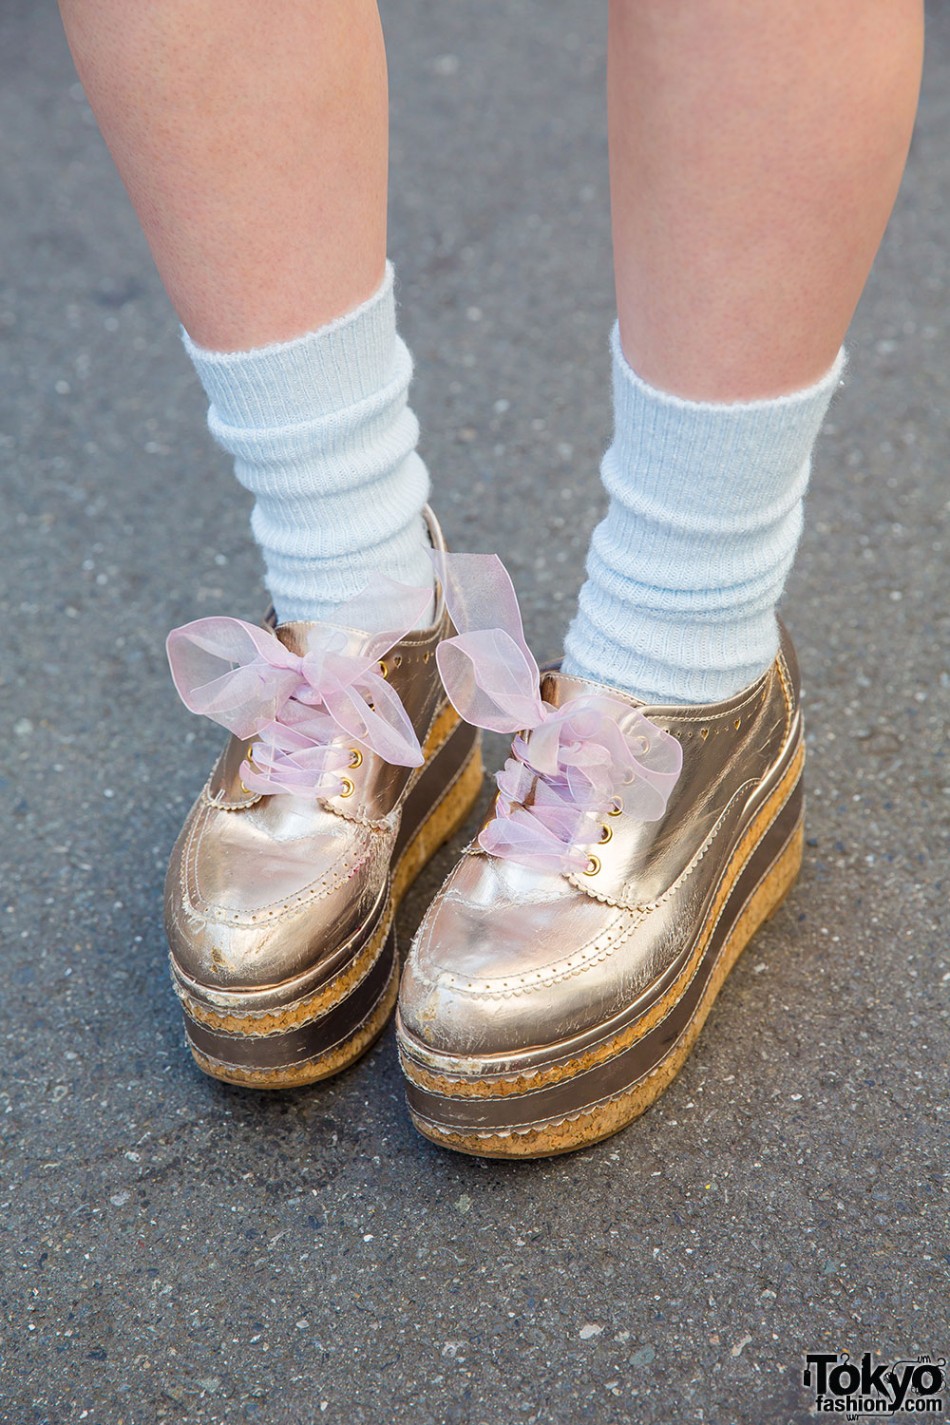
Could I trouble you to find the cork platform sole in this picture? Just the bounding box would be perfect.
[400,752,804,1157]
[177,722,483,1090]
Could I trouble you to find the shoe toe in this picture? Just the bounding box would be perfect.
[399,852,628,1057]
[166,795,387,991]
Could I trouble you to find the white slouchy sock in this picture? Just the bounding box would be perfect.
[563,325,845,705]
[182,263,435,631]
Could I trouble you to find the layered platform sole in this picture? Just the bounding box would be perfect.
[397,740,804,1158]
[171,708,483,1090]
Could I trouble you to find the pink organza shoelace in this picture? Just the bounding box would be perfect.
[431,552,683,875]
[165,579,432,799]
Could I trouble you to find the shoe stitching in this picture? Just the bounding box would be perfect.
[344,690,456,828]
[412,895,639,1000]
[177,647,454,923]
[409,777,803,1109]
[775,649,795,741]
[184,799,384,922]
[172,728,479,1002]
[646,674,771,728]
[571,776,759,912]
[414,762,761,995]
[564,666,770,725]
[198,614,448,814]
[572,662,785,909]
[412,670,794,999]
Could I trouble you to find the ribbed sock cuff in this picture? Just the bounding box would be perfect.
[563,329,845,704]
[181,264,398,428]
[181,262,435,629]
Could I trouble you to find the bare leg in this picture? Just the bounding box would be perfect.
[564,1,924,702]
[58,0,388,349]
[608,0,924,399]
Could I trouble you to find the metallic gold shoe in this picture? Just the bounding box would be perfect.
[396,554,804,1157]
[164,510,483,1090]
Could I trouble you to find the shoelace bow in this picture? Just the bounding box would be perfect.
[432,552,683,875]
[166,580,432,799]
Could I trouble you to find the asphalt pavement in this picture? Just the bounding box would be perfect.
[1,2,948,1422]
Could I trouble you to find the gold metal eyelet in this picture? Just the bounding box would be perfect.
[379,660,388,679]
[349,749,363,769]
[599,823,613,845]
[240,747,255,793]
[734,718,741,730]
[608,797,623,817]
[338,777,355,799]
[583,854,601,877]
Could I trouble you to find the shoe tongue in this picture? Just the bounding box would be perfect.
[275,620,373,660]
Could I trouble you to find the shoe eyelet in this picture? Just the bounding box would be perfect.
[239,782,251,795]
[349,749,363,769]
[599,824,612,845]
[734,718,741,730]
[608,797,623,817]
[379,660,388,679]
[245,744,255,762]
[583,854,601,877]
[339,777,355,799]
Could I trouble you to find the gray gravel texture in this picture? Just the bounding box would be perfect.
[1,2,948,1423]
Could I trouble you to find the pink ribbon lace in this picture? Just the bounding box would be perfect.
[432,552,683,875]
[166,580,432,799]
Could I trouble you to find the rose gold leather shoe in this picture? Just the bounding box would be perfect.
[396,555,804,1157]
[164,510,482,1089]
